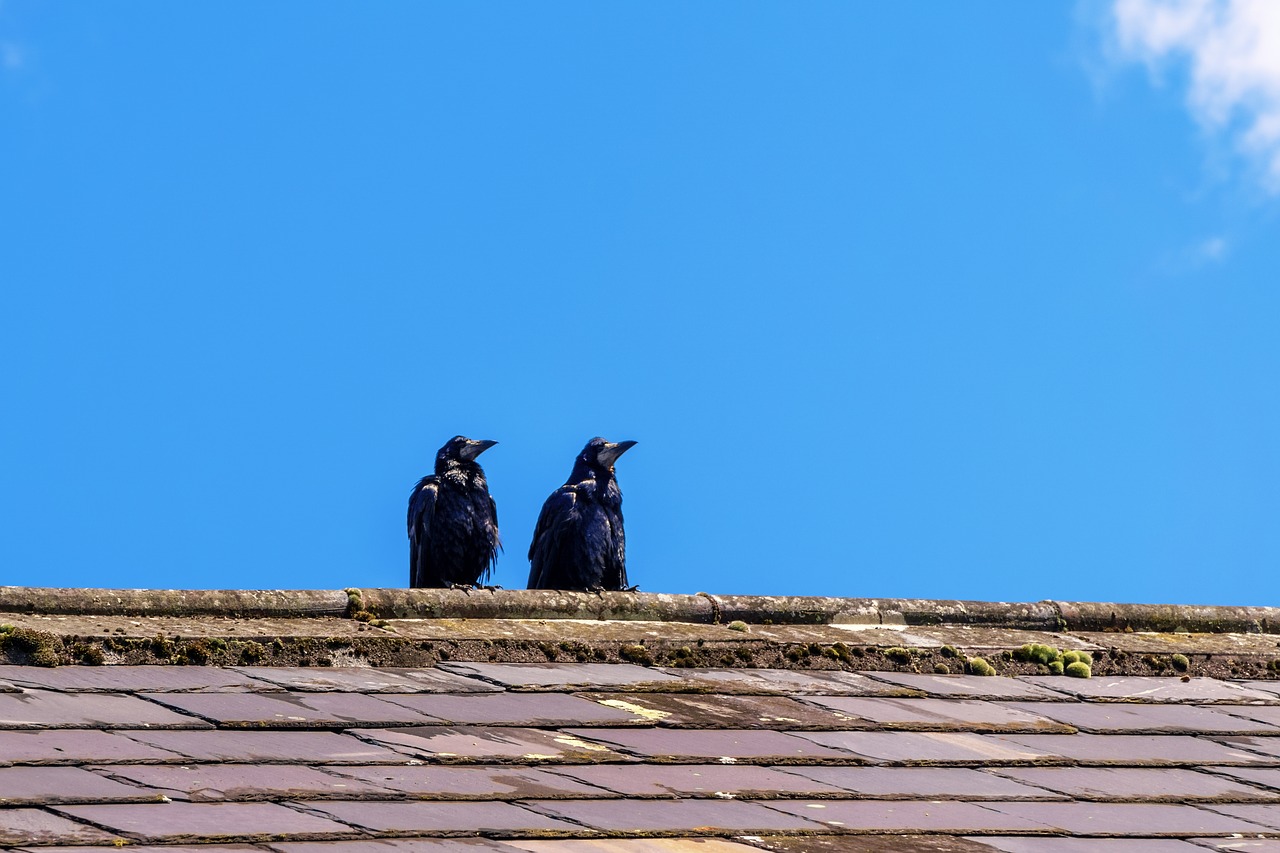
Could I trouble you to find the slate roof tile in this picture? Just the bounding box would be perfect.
[559,727,854,763]
[0,690,211,729]
[119,729,415,764]
[0,765,163,804]
[853,673,1072,701]
[579,692,850,729]
[994,733,1276,765]
[660,668,919,697]
[378,692,649,727]
[544,763,848,798]
[228,668,500,694]
[786,731,1057,765]
[998,701,1280,735]
[0,809,120,846]
[972,839,1212,852]
[300,801,579,835]
[521,798,826,833]
[354,726,634,764]
[437,663,684,691]
[758,799,1053,833]
[978,800,1276,834]
[0,665,276,693]
[141,691,443,728]
[988,766,1280,802]
[0,729,184,765]
[321,765,615,800]
[798,697,1072,733]
[53,802,360,843]
[1019,676,1280,705]
[93,763,396,801]
[773,766,1064,800]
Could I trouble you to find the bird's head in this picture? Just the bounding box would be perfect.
[577,436,638,477]
[436,435,499,470]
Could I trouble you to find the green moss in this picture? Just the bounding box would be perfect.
[939,645,959,659]
[0,627,62,667]
[1171,654,1189,672]
[933,663,950,675]
[966,657,995,676]
[1015,643,1062,666]
[239,642,266,664]
[1065,661,1092,679]
[726,621,749,633]
[883,647,913,665]
[619,644,654,667]
[1047,660,1064,676]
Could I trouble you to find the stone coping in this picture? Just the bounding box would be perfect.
[1,586,1277,634]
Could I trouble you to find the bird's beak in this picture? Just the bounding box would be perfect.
[597,440,637,469]
[461,439,499,461]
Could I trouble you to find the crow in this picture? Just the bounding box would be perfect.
[408,436,501,588]
[527,437,638,591]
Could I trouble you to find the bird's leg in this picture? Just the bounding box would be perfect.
[447,583,474,595]
[478,584,503,592]
[623,585,641,592]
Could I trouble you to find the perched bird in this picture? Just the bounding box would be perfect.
[527,437,638,591]
[408,436,501,588]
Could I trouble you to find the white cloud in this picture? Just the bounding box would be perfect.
[1197,235,1229,260]
[1110,0,1280,192]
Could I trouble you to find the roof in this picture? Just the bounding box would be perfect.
[2,587,1280,851]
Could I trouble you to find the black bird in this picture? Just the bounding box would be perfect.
[527,437,638,591]
[408,436,501,588]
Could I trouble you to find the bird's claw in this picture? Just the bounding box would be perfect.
[448,583,474,595]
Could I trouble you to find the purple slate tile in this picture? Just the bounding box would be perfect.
[379,692,647,727]
[0,765,161,804]
[323,764,612,799]
[356,726,631,763]
[269,842,515,853]
[502,841,762,853]
[560,727,852,763]
[759,800,1052,833]
[55,802,358,843]
[665,668,918,697]
[1209,765,1280,792]
[143,691,442,728]
[0,809,118,846]
[999,701,1280,735]
[997,734,1275,765]
[1200,803,1280,830]
[546,763,847,798]
[776,766,1062,800]
[787,731,1055,765]
[974,840,1212,852]
[1216,705,1280,728]
[1191,839,1280,851]
[579,692,849,730]
[735,837,1002,853]
[228,667,500,694]
[303,801,576,835]
[93,763,394,801]
[121,729,413,764]
[990,766,1279,802]
[1019,676,1280,704]
[524,798,824,832]
[800,697,1071,733]
[438,662,685,691]
[978,801,1274,835]
[0,729,183,765]
[1213,736,1280,761]
[860,672,1072,701]
[0,665,276,693]
[0,689,210,729]
[14,846,268,853]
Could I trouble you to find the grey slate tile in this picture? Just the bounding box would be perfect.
[788,731,1056,765]
[14,846,269,853]
[524,798,825,832]
[121,730,413,763]
[978,801,1274,835]
[0,809,118,846]
[999,701,1280,735]
[355,726,632,763]
[94,763,395,801]
[303,801,577,835]
[1214,705,1280,728]
[54,802,359,843]
[860,672,1071,701]
[1208,765,1280,792]
[560,727,852,762]
[0,690,210,729]
[776,766,1062,800]
[1190,839,1280,851]
[666,668,918,697]
[324,764,613,799]
[143,691,442,728]
[379,691,648,726]
[800,697,1071,733]
[0,765,162,804]
[974,840,1211,852]
[989,766,1280,802]
[580,692,851,730]
[1214,736,1280,761]
[229,667,500,694]
[0,665,276,693]
[1020,676,1280,704]
[744,837,1006,852]
[546,763,847,798]
[759,800,1052,833]
[0,729,184,765]
[438,662,684,691]
[996,734,1275,765]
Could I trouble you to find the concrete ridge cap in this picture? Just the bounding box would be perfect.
[0,586,1277,633]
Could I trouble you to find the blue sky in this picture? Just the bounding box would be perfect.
[2,2,1279,604]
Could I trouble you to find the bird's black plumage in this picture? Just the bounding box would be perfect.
[408,436,501,588]
[527,437,637,591]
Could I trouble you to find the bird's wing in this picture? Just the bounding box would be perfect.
[407,476,439,586]
[527,486,577,588]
